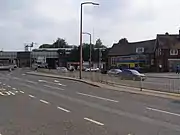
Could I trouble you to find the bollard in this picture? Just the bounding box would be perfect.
[140,76,143,91]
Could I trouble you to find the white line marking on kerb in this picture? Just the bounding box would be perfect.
[84,117,104,126]
[29,94,35,98]
[20,91,24,94]
[146,107,180,117]
[54,80,59,83]
[77,92,119,103]
[12,88,17,90]
[57,106,70,112]
[44,85,64,91]
[40,99,50,104]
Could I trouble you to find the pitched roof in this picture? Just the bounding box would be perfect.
[108,39,156,56]
[157,34,180,49]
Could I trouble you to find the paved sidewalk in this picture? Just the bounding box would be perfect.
[27,71,180,100]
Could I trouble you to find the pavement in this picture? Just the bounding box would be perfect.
[0,69,180,134]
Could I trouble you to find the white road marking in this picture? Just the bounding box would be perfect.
[12,88,17,90]
[40,99,50,104]
[26,80,38,84]
[8,91,15,95]
[77,92,119,103]
[38,80,47,82]
[0,82,2,84]
[29,94,35,98]
[146,107,180,117]
[57,106,70,112]
[3,84,5,86]
[58,83,66,86]
[84,117,104,126]
[7,85,11,88]
[22,74,26,76]
[20,91,24,94]
[13,77,21,80]
[54,80,59,83]
[0,92,5,96]
[15,91,18,93]
[44,85,64,91]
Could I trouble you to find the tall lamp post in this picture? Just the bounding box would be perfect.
[79,2,99,79]
[82,32,92,71]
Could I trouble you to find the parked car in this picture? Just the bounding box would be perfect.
[57,67,68,73]
[107,69,122,76]
[85,68,100,72]
[0,64,13,71]
[119,69,146,81]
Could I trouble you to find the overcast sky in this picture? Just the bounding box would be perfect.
[1,0,180,50]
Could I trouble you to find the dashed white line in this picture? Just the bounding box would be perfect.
[84,117,104,126]
[13,77,21,80]
[54,80,59,83]
[22,74,26,76]
[12,88,17,90]
[44,85,64,91]
[58,83,66,87]
[20,91,24,94]
[38,80,47,83]
[8,91,15,95]
[7,85,11,88]
[15,91,18,93]
[3,84,5,86]
[29,94,35,98]
[57,106,70,112]
[76,92,119,103]
[26,80,38,84]
[40,99,50,104]
[146,107,180,117]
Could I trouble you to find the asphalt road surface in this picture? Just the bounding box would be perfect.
[0,69,180,134]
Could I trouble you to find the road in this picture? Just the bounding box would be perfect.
[0,69,180,134]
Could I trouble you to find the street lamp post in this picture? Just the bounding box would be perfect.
[82,32,92,71]
[79,2,99,79]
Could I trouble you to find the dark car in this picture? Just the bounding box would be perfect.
[119,69,146,81]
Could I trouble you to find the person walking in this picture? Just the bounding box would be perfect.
[176,65,180,74]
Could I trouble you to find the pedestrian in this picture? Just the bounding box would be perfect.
[159,64,162,72]
[176,65,180,74]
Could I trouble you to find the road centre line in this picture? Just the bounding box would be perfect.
[44,85,64,90]
[146,107,180,117]
[20,91,24,94]
[29,94,35,98]
[40,99,50,104]
[84,117,104,126]
[57,106,70,112]
[76,92,119,103]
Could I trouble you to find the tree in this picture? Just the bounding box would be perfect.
[118,38,128,44]
[39,44,52,48]
[53,38,68,48]
[95,38,103,48]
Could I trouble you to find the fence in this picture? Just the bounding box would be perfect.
[38,69,180,93]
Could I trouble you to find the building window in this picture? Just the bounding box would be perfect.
[170,49,178,55]
[159,48,161,55]
[136,47,144,53]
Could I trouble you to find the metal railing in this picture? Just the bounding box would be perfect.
[38,69,180,93]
